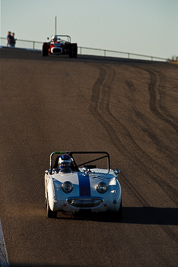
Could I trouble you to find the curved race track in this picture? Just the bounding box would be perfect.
[0,48,178,267]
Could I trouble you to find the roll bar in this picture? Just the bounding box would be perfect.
[49,35,71,42]
[49,151,110,174]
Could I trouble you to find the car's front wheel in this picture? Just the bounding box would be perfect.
[42,44,48,56]
[47,196,57,218]
[69,45,77,58]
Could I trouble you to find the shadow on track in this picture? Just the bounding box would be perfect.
[122,207,178,226]
[47,207,178,226]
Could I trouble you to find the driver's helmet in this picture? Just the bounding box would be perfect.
[58,155,72,171]
[51,35,57,42]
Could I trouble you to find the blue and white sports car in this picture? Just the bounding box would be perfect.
[44,151,122,220]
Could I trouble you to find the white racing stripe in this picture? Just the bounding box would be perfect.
[0,220,9,267]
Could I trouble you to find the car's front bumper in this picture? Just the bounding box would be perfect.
[53,196,121,213]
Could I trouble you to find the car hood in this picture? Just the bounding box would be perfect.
[52,169,115,184]
[51,170,117,196]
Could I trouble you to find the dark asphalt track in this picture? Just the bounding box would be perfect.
[0,48,178,267]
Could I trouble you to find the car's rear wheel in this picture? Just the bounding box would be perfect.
[47,196,57,218]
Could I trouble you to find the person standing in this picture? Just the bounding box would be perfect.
[6,31,11,46]
[10,33,16,47]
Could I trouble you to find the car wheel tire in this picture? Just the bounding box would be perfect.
[47,196,57,218]
[42,44,48,56]
[69,45,77,58]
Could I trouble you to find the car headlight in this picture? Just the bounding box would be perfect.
[97,182,108,193]
[62,181,73,193]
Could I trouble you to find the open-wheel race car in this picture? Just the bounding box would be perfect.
[44,151,122,220]
[42,35,77,58]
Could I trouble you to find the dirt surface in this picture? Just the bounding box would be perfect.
[0,48,178,267]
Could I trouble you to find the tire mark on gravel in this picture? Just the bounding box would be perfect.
[156,70,178,125]
[125,77,177,200]
[89,65,152,207]
[125,73,178,170]
[145,68,178,130]
[89,64,178,240]
[123,71,177,204]
[89,64,177,205]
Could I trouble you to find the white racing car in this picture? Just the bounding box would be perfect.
[42,35,77,57]
[44,151,122,220]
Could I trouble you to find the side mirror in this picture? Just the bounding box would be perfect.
[83,166,88,172]
[114,169,120,175]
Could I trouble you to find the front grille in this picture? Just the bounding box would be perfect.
[53,48,62,53]
[67,197,103,208]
